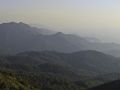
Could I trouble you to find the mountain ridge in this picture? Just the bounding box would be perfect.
[1,22,120,57]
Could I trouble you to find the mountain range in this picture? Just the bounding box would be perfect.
[1,22,120,57]
[1,22,120,89]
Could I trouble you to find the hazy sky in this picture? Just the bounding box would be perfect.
[1,0,120,42]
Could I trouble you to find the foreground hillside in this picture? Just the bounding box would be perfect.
[0,70,89,90]
[0,50,119,89]
[0,71,36,90]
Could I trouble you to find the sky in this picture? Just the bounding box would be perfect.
[1,0,120,42]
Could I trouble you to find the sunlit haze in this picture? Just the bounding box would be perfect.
[1,0,120,42]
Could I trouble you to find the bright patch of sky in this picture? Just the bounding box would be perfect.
[1,0,120,42]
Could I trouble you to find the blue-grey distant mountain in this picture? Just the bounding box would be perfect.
[0,22,88,54]
[1,22,120,56]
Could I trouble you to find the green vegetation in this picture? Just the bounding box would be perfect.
[0,71,37,90]
[0,70,88,90]
[0,51,119,90]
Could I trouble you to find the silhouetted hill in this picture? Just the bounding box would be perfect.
[94,73,120,83]
[89,80,120,90]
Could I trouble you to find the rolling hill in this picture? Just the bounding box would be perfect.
[1,50,120,76]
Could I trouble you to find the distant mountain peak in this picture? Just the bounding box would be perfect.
[55,32,64,36]
[0,22,30,29]
[18,22,30,27]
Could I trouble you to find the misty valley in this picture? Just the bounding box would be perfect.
[0,22,120,90]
